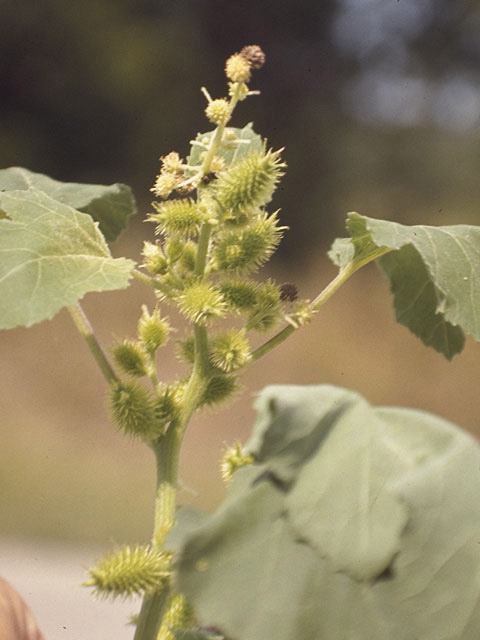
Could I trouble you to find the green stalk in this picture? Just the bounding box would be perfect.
[67,303,118,384]
[133,335,211,640]
[133,424,183,640]
[199,82,244,174]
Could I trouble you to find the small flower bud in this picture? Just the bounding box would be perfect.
[138,306,170,353]
[285,300,315,328]
[84,545,170,599]
[209,156,226,172]
[112,339,148,377]
[160,151,183,174]
[240,45,266,69]
[205,98,231,125]
[225,53,251,83]
[151,172,178,199]
[210,330,251,372]
[178,282,226,325]
[142,242,168,275]
[109,381,158,439]
[228,81,250,101]
[221,440,254,484]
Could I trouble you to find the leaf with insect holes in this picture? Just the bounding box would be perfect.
[0,166,136,241]
[187,123,263,170]
[329,212,480,359]
[176,384,480,640]
[0,187,135,330]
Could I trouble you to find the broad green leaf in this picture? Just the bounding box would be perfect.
[0,166,136,242]
[177,384,480,640]
[165,506,210,553]
[329,212,480,358]
[0,188,135,330]
[187,123,263,170]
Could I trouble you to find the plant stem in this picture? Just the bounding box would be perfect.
[195,224,212,276]
[67,303,118,384]
[133,423,183,640]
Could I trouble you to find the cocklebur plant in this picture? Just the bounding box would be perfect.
[1,45,480,640]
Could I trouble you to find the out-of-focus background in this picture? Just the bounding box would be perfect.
[1,1,480,637]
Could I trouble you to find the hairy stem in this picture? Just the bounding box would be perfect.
[67,303,118,384]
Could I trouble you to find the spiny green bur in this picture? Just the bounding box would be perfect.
[85,545,171,599]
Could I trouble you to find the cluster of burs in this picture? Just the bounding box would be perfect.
[109,46,310,443]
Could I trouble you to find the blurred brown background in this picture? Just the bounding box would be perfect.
[1,0,480,545]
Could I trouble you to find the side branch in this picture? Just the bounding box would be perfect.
[250,248,393,364]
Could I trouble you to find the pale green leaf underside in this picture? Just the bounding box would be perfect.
[187,123,263,170]
[177,385,480,640]
[329,212,480,358]
[0,166,136,242]
[0,188,135,329]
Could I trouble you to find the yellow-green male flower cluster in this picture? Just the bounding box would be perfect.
[205,98,231,125]
[221,440,254,483]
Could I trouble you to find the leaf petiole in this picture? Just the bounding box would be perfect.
[67,303,119,384]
